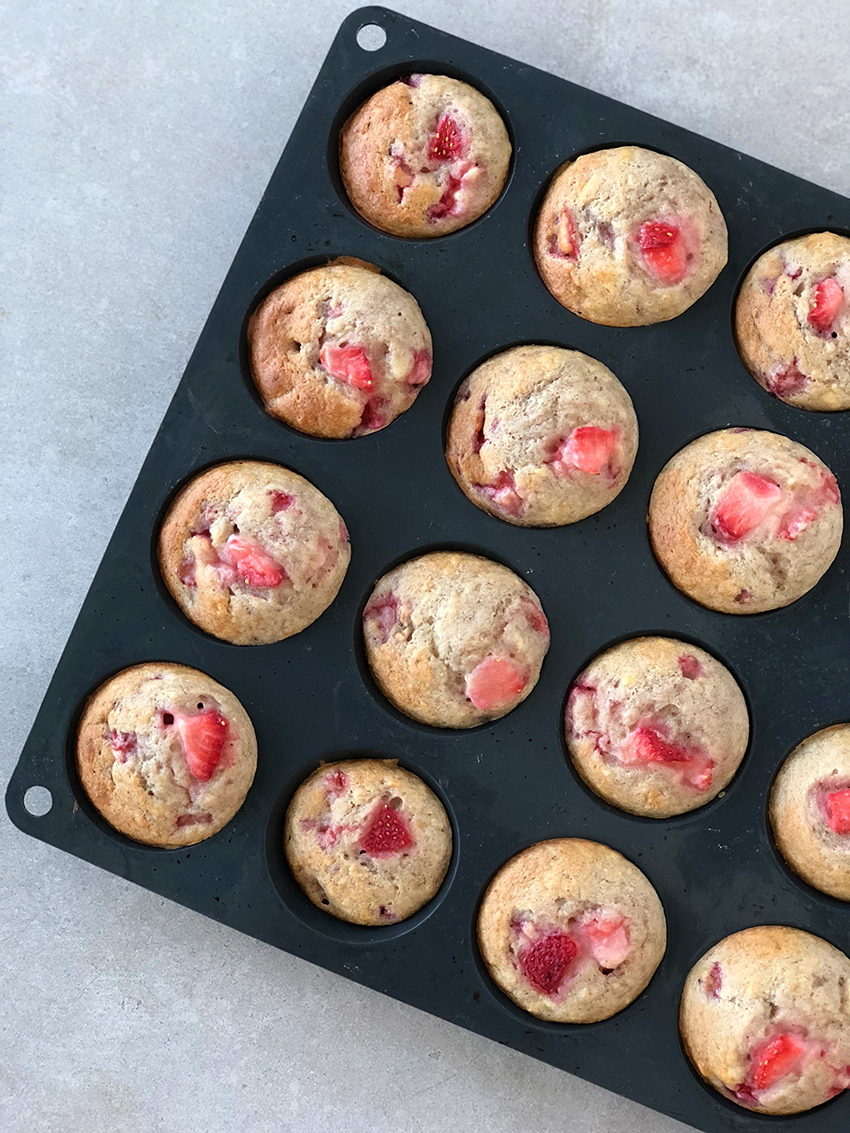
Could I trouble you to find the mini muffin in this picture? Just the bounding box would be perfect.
[363,551,550,729]
[736,232,850,410]
[76,662,257,847]
[770,724,850,900]
[339,73,511,238]
[159,460,350,646]
[248,260,432,438]
[446,345,639,526]
[648,429,842,614]
[566,637,749,818]
[284,759,452,925]
[680,926,850,1114]
[533,146,727,326]
[477,838,666,1023]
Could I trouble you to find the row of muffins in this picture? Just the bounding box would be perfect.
[73,660,850,1117]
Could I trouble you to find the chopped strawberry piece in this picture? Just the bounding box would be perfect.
[778,505,818,541]
[356,396,387,434]
[427,114,467,162]
[625,726,691,764]
[177,555,196,587]
[827,789,850,834]
[553,426,619,476]
[364,592,398,645]
[734,589,752,605]
[808,278,844,333]
[578,912,631,969]
[110,730,136,760]
[360,802,414,855]
[310,536,338,584]
[711,471,782,543]
[324,769,348,800]
[522,598,549,637]
[175,812,213,827]
[550,208,580,259]
[339,519,349,544]
[427,171,463,221]
[518,932,578,996]
[405,348,432,386]
[751,1033,808,1091]
[393,156,415,201]
[476,469,522,515]
[270,490,294,513]
[176,709,228,781]
[678,654,704,680]
[638,220,688,284]
[465,655,526,711]
[766,361,809,398]
[224,535,286,588]
[319,343,373,391]
[704,961,723,999]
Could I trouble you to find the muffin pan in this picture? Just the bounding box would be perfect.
[7,8,850,1130]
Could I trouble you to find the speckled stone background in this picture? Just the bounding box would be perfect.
[3,2,849,1130]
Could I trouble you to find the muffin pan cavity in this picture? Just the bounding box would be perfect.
[9,8,850,1131]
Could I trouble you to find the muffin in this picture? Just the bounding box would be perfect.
[446,345,639,526]
[362,551,550,728]
[648,428,842,614]
[284,759,452,925]
[736,232,850,410]
[339,73,511,238]
[477,838,666,1023]
[76,662,257,847]
[770,724,850,900]
[566,637,749,818]
[680,926,850,1114]
[533,146,727,326]
[248,260,432,438]
[159,460,350,645]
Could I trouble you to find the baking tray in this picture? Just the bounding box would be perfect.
[8,8,850,1130]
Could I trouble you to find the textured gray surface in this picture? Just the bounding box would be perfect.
[3,2,849,1130]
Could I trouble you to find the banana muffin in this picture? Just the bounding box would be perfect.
[339,73,511,238]
[770,724,850,900]
[76,662,257,848]
[248,260,432,438]
[362,550,550,728]
[736,232,850,410]
[285,758,452,925]
[648,428,842,614]
[566,637,749,818]
[477,838,666,1023]
[533,146,727,326]
[680,926,850,1114]
[159,460,350,645]
[445,345,638,526]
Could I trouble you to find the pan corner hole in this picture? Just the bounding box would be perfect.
[23,785,53,817]
[356,23,386,51]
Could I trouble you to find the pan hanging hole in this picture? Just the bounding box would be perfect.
[356,23,386,51]
[23,785,53,816]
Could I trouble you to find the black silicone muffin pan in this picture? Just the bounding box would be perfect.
[9,9,850,1131]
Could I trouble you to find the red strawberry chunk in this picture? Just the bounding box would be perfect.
[578,911,631,969]
[638,220,688,284]
[808,278,844,333]
[522,598,549,637]
[324,769,349,800]
[224,535,286,588]
[364,592,398,645]
[319,343,374,391]
[356,396,387,434]
[704,961,723,999]
[751,1033,808,1091]
[827,789,850,834]
[711,471,782,543]
[110,730,137,760]
[626,726,691,764]
[766,361,809,398]
[360,803,414,855]
[678,654,704,680]
[478,469,523,515]
[177,555,196,587]
[175,811,213,827]
[270,490,294,513]
[465,655,526,711]
[427,171,463,221]
[518,932,578,996]
[550,208,580,259]
[427,114,466,162]
[176,709,229,781]
[554,426,619,476]
[405,348,432,386]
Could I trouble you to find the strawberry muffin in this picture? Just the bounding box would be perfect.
[339,74,511,238]
[248,260,432,438]
[159,460,350,646]
[648,429,842,614]
[736,233,850,410]
[477,839,666,1023]
[533,146,727,326]
[362,551,550,729]
[284,759,452,925]
[445,345,638,526]
[680,926,850,1114]
[770,724,850,900]
[76,662,257,848]
[566,637,749,818]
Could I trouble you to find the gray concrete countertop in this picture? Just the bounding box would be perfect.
[3,2,849,1130]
